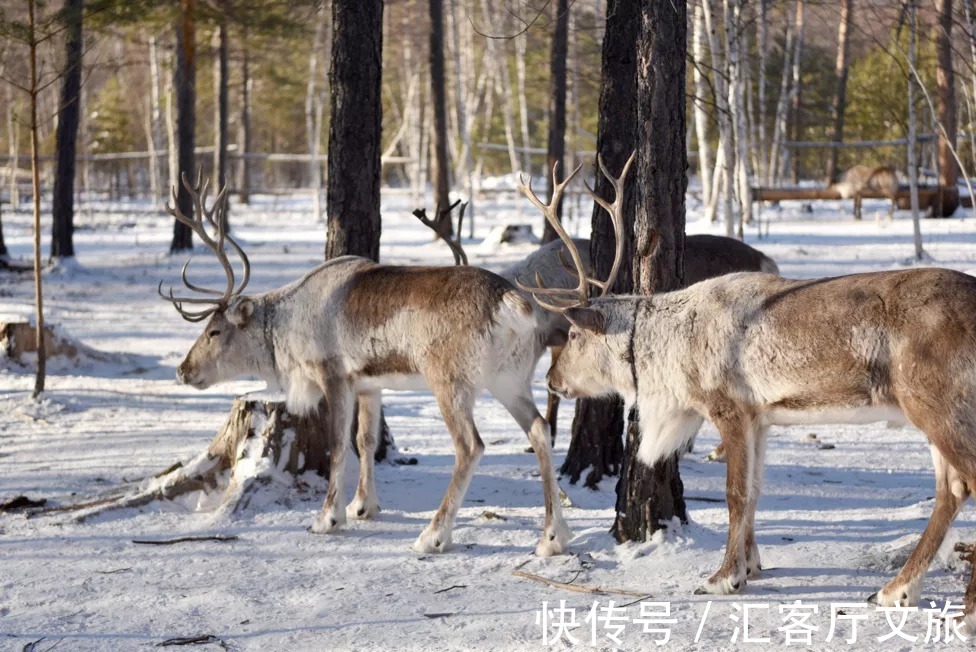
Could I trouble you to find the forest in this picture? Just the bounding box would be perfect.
[5,1,976,649]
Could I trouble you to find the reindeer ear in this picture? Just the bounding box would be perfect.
[226,298,254,328]
[564,307,605,334]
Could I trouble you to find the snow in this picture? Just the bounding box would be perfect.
[3,190,976,650]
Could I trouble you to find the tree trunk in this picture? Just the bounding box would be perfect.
[326,0,384,261]
[613,0,688,543]
[542,0,569,244]
[825,0,853,185]
[51,0,83,261]
[428,0,453,237]
[306,9,327,223]
[756,0,768,182]
[516,33,531,176]
[692,1,713,214]
[238,34,252,204]
[725,0,752,235]
[935,0,959,217]
[909,1,924,258]
[562,0,637,489]
[171,0,196,253]
[768,0,796,185]
[27,0,46,398]
[213,11,229,232]
[145,34,163,207]
[326,0,392,460]
[788,1,805,184]
[701,0,735,236]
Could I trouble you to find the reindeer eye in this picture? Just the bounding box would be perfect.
[569,331,579,341]
[208,330,221,339]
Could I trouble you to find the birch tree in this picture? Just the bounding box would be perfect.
[692,1,713,213]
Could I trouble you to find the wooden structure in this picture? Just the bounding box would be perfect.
[751,185,971,212]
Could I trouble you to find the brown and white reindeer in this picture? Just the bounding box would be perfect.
[159,174,570,556]
[520,159,976,621]
[832,164,900,222]
[415,184,778,447]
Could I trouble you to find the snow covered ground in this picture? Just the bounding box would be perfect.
[3,189,976,650]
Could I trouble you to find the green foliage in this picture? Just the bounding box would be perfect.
[87,74,142,152]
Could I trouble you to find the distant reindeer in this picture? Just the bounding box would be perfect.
[416,194,778,447]
[832,164,899,222]
[522,157,976,619]
[160,174,570,556]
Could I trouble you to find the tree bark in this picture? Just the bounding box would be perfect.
[613,0,688,543]
[51,0,83,261]
[725,0,751,235]
[55,398,334,521]
[562,0,638,489]
[542,0,569,244]
[701,0,735,236]
[325,0,392,460]
[27,0,46,397]
[213,10,229,232]
[145,33,163,207]
[935,0,958,217]
[171,0,196,253]
[237,33,252,204]
[326,0,383,261]
[788,0,805,184]
[768,0,796,185]
[909,1,924,258]
[692,1,713,215]
[825,0,853,185]
[428,0,453,237]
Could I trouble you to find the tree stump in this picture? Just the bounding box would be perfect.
[42,395,334,521]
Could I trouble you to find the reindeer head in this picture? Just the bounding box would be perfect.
[516,153,635,401]
[159,173,266,390]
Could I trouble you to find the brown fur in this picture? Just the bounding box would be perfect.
[344,264,519,329]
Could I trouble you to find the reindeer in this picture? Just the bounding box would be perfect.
[159,174,571,556]
[415,194,778,447]
[520,157,976,622]
[832,164,900,222]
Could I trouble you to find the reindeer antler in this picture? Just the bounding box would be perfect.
[515,152,635,313]
[413,199,469,266]
[158,172,251,322]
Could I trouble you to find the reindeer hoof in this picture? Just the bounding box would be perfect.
[346,495,380,520]
[309,507,346,534]
[871,581,921,607]
[535,520,572,557]
[413,526,451,554]
[695,572,745,595]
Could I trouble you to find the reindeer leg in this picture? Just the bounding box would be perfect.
[347,391,381,520]
[696,412,753,595]
[870,444,968,607]
[309,373,355,534]
[744,426,769,579]
[413,381,483,554]
[490,381,571,556]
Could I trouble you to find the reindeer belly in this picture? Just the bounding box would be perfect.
[351,349,428,392]
[765,404,907,427]
[355,373,428,392]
